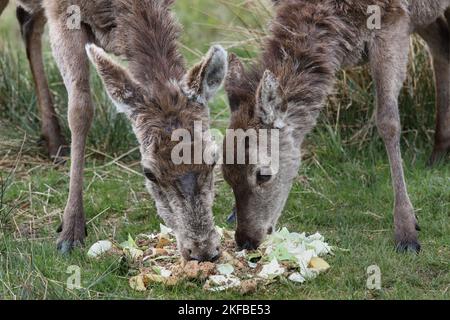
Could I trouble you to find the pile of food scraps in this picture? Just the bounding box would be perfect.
[87,225,333,294]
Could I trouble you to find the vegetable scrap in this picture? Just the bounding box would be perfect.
[87,225,333,294]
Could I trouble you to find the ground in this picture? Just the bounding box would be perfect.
[0,0,449,300]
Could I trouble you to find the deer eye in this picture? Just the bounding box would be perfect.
[256,169,272,185]
[143,168,157,183]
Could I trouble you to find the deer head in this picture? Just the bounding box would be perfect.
[223,54,320,250]
[87,44,228,261]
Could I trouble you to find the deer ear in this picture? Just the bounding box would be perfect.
[184,45,228,103]
[86,43,144,117]
[226,53,245,85]
[256,70,286,129]
[225,53,246,112]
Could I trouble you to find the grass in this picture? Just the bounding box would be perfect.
[0,0,449,300]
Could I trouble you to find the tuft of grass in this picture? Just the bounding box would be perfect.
[0,147,448,300]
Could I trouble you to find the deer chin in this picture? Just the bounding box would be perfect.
[156,210,220,262]
[176,228,221,262]
[231,174,296,250]
[235,226,267,251]
[154,208,220,262]
[235,213,280,250]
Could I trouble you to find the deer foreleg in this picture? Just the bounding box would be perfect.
[370,26,420,253]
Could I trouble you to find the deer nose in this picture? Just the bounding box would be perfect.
[183,246,221,262]
[235,232,262,251]
[240,241,258,250]
[210,251,221,262]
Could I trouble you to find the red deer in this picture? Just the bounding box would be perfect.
[223,0,450,253]
[1,0,228,261]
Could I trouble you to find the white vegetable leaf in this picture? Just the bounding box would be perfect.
[288,273,306,283]
[217,263,234,275]
[206,275,241,292]
[258,259,285,279]
[87,240,113,258]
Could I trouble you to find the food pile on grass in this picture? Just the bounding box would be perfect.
[88,225,333,294]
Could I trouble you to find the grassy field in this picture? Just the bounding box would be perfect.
[0,0,449,300]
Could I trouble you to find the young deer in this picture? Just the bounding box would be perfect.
[223,0,450,253]
[2,0,228,261]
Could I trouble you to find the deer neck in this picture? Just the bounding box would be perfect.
[118,1,186,86]
[261,1,355,135]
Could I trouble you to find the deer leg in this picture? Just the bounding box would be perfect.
[418,18,450,166]
[370,30,420,253]
[46,20,93,253]
[16,7,68,161]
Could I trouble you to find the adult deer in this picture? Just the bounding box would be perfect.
[223,0,450,253]
[1,0,228,261]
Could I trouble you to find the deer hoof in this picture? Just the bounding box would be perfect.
[57,241,76,254]
[49,145,70,165]
[396,240,421,254]
[57,238,85,254]
[39,134,69,165]
[427,148,449,167]
[56,224,87,254]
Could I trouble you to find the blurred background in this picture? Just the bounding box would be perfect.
[0,0,437,159]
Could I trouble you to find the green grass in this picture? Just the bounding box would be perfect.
[1,0,449,300]
[1,149,449,299]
